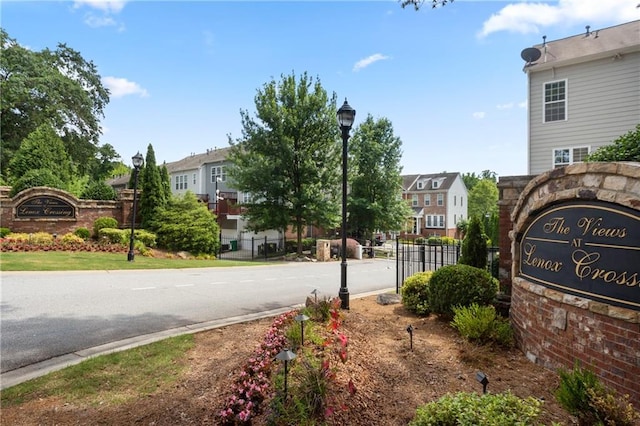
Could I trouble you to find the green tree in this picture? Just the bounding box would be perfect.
[468,179,498,221]
[462,170,496,192]
[81,180,117,200]
[586,124,640,162]
[159,165,172,201]
[139,144,166,229]
[0,29,109,178]
[348,114,412,240]
[227,71,341,256]
[459,216,487,269]
[151,191,219,255]
[8,123,75,188]
[401,0,452,10]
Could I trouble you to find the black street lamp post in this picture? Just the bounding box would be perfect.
[337,99,356,310]
[127,152,144,262]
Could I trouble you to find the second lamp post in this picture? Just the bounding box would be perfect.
[127,151,144,262]
[337,99,356,310]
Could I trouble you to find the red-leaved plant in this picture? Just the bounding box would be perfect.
[218,310,297,425]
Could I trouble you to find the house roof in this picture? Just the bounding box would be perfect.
[163,146,232,173]
[524,20,640,72]
[402,172,462,192]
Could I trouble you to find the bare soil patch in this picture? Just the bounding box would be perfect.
[2,295,574,425]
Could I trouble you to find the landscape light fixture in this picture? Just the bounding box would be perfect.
[476,371,489,394]
[337,98,356,310]
[275,348,297,400]
[406,324,415,351]
[127,151,144,262]
[294,313,310,346]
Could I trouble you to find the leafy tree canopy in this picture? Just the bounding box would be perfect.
[227,71,341,255]
[467,178,498,221]
[8,123,75,187]
[348,114,412,240]
[462,170,497,192]
[0,29,109,178]
[400,0,453,10]
[586,124,640,162]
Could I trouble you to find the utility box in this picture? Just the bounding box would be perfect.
[316,239,330,261]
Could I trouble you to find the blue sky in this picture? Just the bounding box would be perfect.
[2,1,638,178]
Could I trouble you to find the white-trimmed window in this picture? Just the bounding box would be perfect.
[424,195,430,206]
[417,181,424,190]
[437,193,444,206]
[211,166,226,183]
[425,215,445,228]
[432,180,440,189]
[242,192,252,203]
[411,194,418,206]
[193,173,196,185]
[175,174,188,190]
[544,79,567,122]
[553,146,590,168]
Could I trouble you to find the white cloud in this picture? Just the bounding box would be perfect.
[496,102,514,110]
[353,53,390,72]
[84,15,117,28]
[102,76,149,98]
[518,100,528,109]
[478,0,640,38]
[473,111,486,119]
[73,0,126,14]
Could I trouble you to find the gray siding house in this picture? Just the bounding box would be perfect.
[524,20,640,175]
[401,172,468,238]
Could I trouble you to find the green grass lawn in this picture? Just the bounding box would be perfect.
[0,251,265,271]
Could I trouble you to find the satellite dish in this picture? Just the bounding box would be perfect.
[521,47,541,63]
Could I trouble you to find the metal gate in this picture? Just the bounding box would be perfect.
[394,241,499,293]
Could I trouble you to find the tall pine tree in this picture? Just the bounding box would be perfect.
[138,144,165,229]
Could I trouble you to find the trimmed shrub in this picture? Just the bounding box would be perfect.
[410,391,542,426]
[98,228,128,245]
[74,227,91,240]
[556,362,639,425]
[93,217,118,237]
[9,169,65,197]
[31,232,54,244]
[451,303,513,347]
[61,233,85,245]
[428,264,498,318]
[0,228,11,238]
[427,236,442,245]
[401,271,433,315]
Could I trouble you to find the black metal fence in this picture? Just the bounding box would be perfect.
[218,235,286,260]
[395,240,499,293]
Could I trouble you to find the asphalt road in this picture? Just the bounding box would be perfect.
[0,258,396,388]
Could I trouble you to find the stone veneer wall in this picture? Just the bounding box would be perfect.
[505,162,640,403]
[0,186,137,236]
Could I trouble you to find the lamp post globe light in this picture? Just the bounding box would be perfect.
[127,151,144,262]
[337,98,356,310]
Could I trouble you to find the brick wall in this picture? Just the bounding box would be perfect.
[0,186,137,236]
[504,162,640,404]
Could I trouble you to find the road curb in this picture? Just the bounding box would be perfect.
[0,288,395,390]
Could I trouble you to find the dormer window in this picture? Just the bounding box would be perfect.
[417,181,424,190]
[432,180,440,189]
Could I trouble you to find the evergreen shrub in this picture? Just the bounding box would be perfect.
[401,271,433,315]
[74,227,90,240]
[93,217,118,237]
[428,264,498,318]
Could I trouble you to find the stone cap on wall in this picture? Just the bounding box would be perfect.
[511,162,640,233]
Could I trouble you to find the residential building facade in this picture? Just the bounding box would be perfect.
[401,173,468,239]
[162,147,280,244]
[523,20,640,175]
